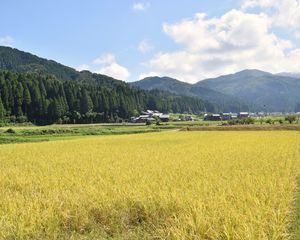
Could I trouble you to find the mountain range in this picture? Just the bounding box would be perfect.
[132,70,300,112]
[1,45,300,116]
[131,77,249,113]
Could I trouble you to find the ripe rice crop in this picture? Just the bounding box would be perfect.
[0,131,299,239]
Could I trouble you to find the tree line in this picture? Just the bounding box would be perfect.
[0,71,213,125]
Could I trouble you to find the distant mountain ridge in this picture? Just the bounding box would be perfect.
[0,46,79,81]
[131,77,249,112]
[197,70,300,112]
[0,46,127,88]
[133,70,300,112]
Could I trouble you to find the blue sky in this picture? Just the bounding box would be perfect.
[1,0,300,82]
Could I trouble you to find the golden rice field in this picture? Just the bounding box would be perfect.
[0,131,299,239]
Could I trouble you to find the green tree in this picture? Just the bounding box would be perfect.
[0,96,6,119]
[23,85,32,114]
[285,115,297,124]
[15,82,24,116]
[80,89,93,114]
[48,99,63,121]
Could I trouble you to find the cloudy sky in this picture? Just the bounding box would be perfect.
[1,0,300,83]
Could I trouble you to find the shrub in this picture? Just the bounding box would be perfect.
[10,115,16,123]
[265,118,273,124]
[228,120,237,125]
[17,116,28,123]
[244,118,255,125]
[285,115,297,124]
[227,118,255,125]
[5,128,16,134]
[146,120,152,125]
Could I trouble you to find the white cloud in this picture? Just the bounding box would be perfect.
[93,53,130,80]
[163,13,220,52]
[78,53,130,80]
[76,64,90,71]
[96,63,130,80]
[295,31,300,39]
[93,53,116,65]
[0,36,15,47]
[242,0,274,9]
[242,0,300,30]
[138,40,153,53]
[141,9,300,83]
[162,10,277,52]
[132,2,149,11]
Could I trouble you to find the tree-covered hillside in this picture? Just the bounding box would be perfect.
[0,46,217,124]
[0,46,79,81]
[131,76,249,112]
[0,46,127,87]
[197,70,300,112]
[0,71,212,125]
[134,70,300,112]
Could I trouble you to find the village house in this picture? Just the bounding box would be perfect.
[204,114,222,121]
[131,110,169,123]
[160,114,170,122]
[231,113,238,119]
[204,112,251,121]
[185,115,194,121]
[221,113,231,120]
[238,112,249,118]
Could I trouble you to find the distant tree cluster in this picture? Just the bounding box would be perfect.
[0,71,211,125]
[285,115,298,124]
[227,118,255,125]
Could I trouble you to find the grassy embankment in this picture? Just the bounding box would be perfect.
[0,117,299,145]
[0,124,170,144]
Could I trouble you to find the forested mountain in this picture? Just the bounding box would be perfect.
[3,45,298,125]
[197,70,300,112]
[133,70,300,112]
[132,77,249,112]
[0,46,79,81]
[0,72,211,125]
[0,47,217,124]
[0,71,211,124]
[0,46,127,87]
